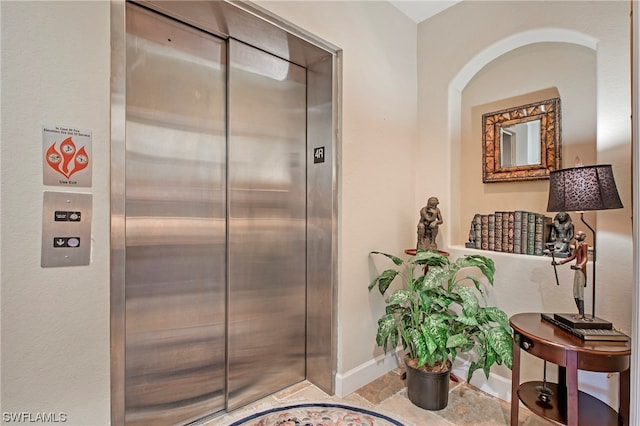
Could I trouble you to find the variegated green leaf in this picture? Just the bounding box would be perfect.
[376,314,397,348]
[457,286,479,316]
[484,307,510,330]
[455,313,479,326]
[370,251,404,266]
[446,333,468,348]
[465,275,484,294]
[455,255,495,285]
[431,295,453,310]
[483,347,496,378]
[488,327,513,368]
[369,269,399,294]
[411,250,450,267]
[467,360,481,383]
[408,328,427,363]
[386,289,415,305]
[422,327,438,355]
[411,274,426,291]
[423,267,448,290]
[428,318,449,349]
[389,328,399,349]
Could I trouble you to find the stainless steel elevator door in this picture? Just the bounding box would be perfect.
[227,39,307,410]
[124,5,227,425]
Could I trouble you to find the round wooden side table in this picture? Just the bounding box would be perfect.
[509,313,630,426]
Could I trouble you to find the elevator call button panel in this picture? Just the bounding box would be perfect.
[41,191,92,267]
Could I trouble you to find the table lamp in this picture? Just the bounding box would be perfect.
[546,163,623,329]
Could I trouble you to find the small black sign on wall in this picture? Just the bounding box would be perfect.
[314,147,325,164]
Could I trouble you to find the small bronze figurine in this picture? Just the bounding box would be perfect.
[548,212,574,258]
[417,197,443,251]
[464,217,477,249]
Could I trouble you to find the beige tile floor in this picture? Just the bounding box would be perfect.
[202,368,555,426]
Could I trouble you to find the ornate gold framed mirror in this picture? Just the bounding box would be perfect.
[482,97,561,183]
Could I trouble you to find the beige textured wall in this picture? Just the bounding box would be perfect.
[1,2,111,424]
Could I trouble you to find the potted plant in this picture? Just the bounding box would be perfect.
[368,249,513,410]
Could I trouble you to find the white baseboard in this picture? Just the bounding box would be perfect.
[334,350,402,397]
[450,357,512,402]
[335,351,511,403]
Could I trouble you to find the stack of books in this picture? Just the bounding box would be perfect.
[465,211,552,256]
[541,313,629,342]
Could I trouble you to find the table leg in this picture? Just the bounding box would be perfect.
[620,368,630,425]
[566,351,579,426]
[557,365,567,414]
[510,334,521,426]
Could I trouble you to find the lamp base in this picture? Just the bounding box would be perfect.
[553,313,612,330]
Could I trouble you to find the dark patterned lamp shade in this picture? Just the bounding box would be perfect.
[547,165,623,212]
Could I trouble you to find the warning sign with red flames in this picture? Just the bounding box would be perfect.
[43,126,92,187]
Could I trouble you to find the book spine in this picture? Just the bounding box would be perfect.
[488,214,496,251]
[481,215,489,251]
[507,211,515,253]
[513,211,522,255]
[502,212,509,252]
[494,212,503,252]
[520,212,529,254]
[534,214,546,255]
[527,213,536,255]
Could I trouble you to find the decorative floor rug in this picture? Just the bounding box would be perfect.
[228,403,405,426]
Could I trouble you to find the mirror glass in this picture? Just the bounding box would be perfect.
[482,97,561,182]
[499,119,541,168]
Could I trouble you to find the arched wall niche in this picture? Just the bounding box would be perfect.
[450,28,597,91]
[447,29,598,247]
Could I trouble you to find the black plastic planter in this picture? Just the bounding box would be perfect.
[405,358,451,410]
